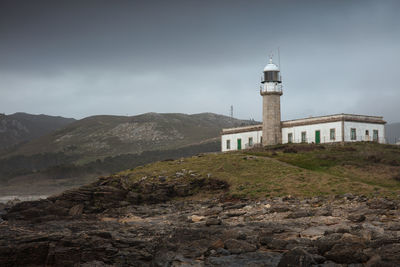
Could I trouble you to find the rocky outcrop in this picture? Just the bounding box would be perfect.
[1,182,400,266]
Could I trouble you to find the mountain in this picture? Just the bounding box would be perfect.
[0,112,257,196]
[0,112,75,150]
[386,122,400,144]
[7,112,257,161]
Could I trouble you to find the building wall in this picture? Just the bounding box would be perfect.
[221,130,262,152]
[344,121,385,143]
[282,121,343,144]
[221,121,386,152]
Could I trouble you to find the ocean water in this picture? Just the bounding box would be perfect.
[0,195,47,204]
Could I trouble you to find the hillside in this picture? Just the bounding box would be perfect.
[6,112,257,161]
[0,112,75,150]
[0,113,257,196]
[115,142,400,198]
[386,122,400,144]
[2,142,400,266]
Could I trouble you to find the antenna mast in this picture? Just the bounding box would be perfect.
[278,47,281,70]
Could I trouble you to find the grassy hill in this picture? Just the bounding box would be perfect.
[6,112,257,162]
[114,142,400,198]
[0,112,75,151]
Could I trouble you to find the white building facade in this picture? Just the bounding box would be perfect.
[221,56,386,152]
[221,114,386,152]
[281,114,386,144]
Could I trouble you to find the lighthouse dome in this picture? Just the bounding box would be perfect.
[263,57,279,72]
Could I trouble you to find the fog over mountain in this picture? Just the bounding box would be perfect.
[0,0,399,122]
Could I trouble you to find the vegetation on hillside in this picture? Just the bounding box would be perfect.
[0,112,75,151]
[5,113,258,161]
[0,142,220,186]
[116,142,400,198]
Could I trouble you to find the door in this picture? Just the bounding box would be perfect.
[237,139,242,150]
[315,130,321,144]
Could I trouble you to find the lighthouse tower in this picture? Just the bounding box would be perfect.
[260,56,283,146]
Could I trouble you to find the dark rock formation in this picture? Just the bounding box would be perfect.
[1,178,400,266]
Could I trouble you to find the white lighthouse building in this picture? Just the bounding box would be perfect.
[221,56,386,152]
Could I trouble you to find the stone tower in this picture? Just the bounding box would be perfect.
[260,56,283,146]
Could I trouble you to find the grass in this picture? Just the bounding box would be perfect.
[115,142,400,199]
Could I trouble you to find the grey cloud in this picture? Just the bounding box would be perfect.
[0,0,399,122]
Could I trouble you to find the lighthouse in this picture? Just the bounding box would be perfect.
[260,56,283,146]
[221,54,386,152]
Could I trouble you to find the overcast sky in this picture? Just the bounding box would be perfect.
[0,0,399,122]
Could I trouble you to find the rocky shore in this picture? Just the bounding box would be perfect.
[1,176,400,266]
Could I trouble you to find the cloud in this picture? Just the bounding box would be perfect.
[0,0,399,122]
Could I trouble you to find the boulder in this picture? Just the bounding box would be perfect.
[69,204,84,216]
[277,247,317,267]
[324,242,369,264]
[206,218,222,226]
[286,210,314,219]
[224,239,257,254]
[348,214,366,223]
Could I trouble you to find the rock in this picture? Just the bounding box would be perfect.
[277,247,317,267]
[315,233,343,254]
[373,243,400,263]
[210,239,224,250]
[222,203,246,210]
[206,251,281,266]
[324,241,369,264]
[301,226,329,238]
[69,204,84,216]
[202,206,223,216]
[286,209,313,219]
[175,172,184,177]
[361,223,385,239]
[225,211,246,217]
[237,232,247,240]
[224,239,257,254]
[343,193,355,200]
[386,222,400,231]
[348,214,366,223]
[189,215,206,222]
[206,218,221,226]
[2,190,400,266]
[316,207,332,216]
[367,199,397,210]
[81,261,112,266]
[269,204,291,213]
[259,236,288,250]
[216,248,230,256]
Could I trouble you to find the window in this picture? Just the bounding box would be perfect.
[248,137,253,146]
[330,128,336,141]
[288,133,293,143]
[351,128,357,140]
[226,140,231,150]
[301,132,307,143]
[365,130,369,136]
[373,130,379,142]
[260,136,263,144]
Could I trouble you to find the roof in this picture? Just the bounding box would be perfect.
[221,124,262,135]
[281,113,386,127]
[263,57,279,72]
[221,113,386,135]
